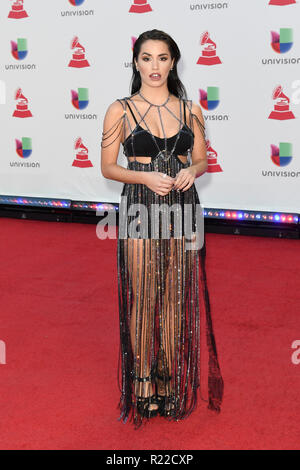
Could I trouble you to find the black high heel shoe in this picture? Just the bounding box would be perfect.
[155,372,176,417]
[133,375,160,418]
[136,396,160,418]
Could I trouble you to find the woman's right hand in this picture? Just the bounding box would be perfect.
[143,171,175,197]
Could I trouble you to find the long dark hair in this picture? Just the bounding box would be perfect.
[130,29,187,99]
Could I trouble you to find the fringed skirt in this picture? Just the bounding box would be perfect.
[117,155,224,427]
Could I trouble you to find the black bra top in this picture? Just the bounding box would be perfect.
[122,98,194,159]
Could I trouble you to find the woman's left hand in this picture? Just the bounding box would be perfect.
[173,167,196,192]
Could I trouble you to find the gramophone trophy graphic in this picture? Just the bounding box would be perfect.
[206,140,223,173]
[13,88,32,118]
[268,85,295,120]
[269,0,296,5]
[129,0,152,13]
[72,138,93,168]
[8,0,28,19]
[197,32,221,66]
[68,37,90,68]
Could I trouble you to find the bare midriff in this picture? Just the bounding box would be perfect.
[127,155,188,164]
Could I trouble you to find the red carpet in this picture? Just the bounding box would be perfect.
[0,218,299,450]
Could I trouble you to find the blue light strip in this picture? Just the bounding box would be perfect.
[72,201,118,212]
[0,195,298,225]
[0,195,70,208]
[203,208,298,224]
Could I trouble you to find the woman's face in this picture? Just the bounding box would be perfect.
[135,40,174,88]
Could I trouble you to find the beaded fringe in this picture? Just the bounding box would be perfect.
[117,156,224,428]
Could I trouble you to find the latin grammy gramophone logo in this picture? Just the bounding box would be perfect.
[269,0,296,5]
[11,38,28,60]
[13,87,32,118]
[72,138,93,168]
[15,137,32,158]
[206,140,223,173]
[271,142,292,167]
[199,87,219,111]
[71,88,89,110]
[268,85,295,120]
[271,28,293,53]
[129,0,152,13]
[69,0,86,5]
[197,32,222,66]
[68,36,90,68]
[8,0,28,19]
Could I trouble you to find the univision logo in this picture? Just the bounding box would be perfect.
[16,137,32,158]
[271,142,292,166]
[271,28,293,53]
[10,137,39,168]
[5,38,36,70]
[124,36,137,68]
[262,28,300,65]
[189,2,229,11]
[61,0,94,17]
[65,87,97,120]
[69,0,85,5]
[198,87,229,121]
[199,87,219,110]
[71,88,89,110]
[261,142,300,178]
[11,38,27,60]
[131,36,137,51]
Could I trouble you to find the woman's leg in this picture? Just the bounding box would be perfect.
[157,238,183,398]
[127,238,158,406]
[157,237,197,410]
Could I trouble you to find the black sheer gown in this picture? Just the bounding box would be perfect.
[101,93,224,427]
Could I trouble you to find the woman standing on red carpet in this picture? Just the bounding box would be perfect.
[101,29,224,427]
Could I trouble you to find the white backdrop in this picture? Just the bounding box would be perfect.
[0,0,299,213]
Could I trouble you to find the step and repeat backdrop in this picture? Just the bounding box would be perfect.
[0,0,299,212]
